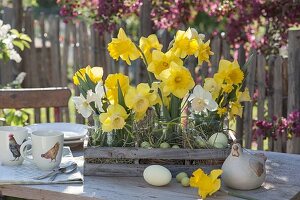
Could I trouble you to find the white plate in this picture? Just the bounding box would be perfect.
[26,123,88,140]
[64,139,84,144]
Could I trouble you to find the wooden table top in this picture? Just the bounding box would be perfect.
[0,150,300,200]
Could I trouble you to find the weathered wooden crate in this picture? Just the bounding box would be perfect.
[84,146,230,177]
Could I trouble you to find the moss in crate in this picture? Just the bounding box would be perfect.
[192,159,225,165]
[85,158,135,164]
[139,159,186,165]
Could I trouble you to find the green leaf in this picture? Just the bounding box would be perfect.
[156,88,171,121]
[170,94,181,121]
[22,41,31,49]
[12,40,24,51]
[117,80,128,110]
[77,76,89,94]
[10,29,20,36]
[20,34,32,42]
[85,73,96,91]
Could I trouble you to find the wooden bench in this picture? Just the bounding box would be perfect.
[0,87,71,122]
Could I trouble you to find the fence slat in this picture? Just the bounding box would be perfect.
[236,45,246,145]
[256,54,266,150]
[267,55,275,151]
[210,35,221,74]
[273,56,283,152]
[49,15,61,86]
[287,28,300,154]
[243,49,257,149]
[222,39,231,60]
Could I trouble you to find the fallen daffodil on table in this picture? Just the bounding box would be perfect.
[190,168,222,199]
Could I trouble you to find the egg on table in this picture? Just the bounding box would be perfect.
[143,165,172,186]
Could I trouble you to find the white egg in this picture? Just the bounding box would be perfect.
[208,132,228,148]
[143,165,172,186]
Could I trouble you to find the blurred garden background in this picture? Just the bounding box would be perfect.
[0,0,299,153]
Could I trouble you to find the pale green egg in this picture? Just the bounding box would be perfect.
[181,177,190,187]
[208,132,228,148]
[176,172,188,182]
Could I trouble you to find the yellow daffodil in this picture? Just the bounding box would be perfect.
[222,83,234,93]
[214,59,244,85]
[73,68,86,85]
[85,66,103,83]
[171,28,201,58]
[230,101,243,118]
[204,78,221,100]
[107,28,140,65]
[105,73,130,104]
[73,66,103,85]
[139,34,162,64]
[196,40,214,65]
[99,104,129,132]
[237,88,251,102]
[159,62,195,99]
[147,50,183,79]
[125,83,157,121]
[217,107,227,117]
[190,168,223,200]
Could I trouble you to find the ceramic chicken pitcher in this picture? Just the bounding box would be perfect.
[221,143,267,190]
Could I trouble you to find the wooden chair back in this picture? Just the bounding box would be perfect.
[0,87,71,122]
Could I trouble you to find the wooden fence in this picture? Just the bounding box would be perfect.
[0,8,299,153]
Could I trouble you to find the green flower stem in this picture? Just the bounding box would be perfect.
[135,45,153,85]
[220,188,259,200]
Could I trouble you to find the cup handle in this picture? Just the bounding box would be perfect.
[20,140,34,163]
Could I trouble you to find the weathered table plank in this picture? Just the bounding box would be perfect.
[0,151,300,200]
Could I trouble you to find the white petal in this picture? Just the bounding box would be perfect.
[95,82,105,97]
[77,105,92,118]
[72,95,84,106]
[193,85,205,98]
[86,90,95,103]
[206,99,218,111]
[202,90,213,100]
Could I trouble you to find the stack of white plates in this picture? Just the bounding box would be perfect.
[26,123,88,146]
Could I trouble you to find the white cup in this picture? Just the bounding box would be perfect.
[0,126,29,166]
[20,130,64,171]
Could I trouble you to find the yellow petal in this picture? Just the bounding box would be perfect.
[209,179,221,196]
[239,88,251,102]
[137,83,150,95]
[218,59,232,72]
[209,169,223,181]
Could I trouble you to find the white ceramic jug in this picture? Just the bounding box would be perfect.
[221,143,267,190]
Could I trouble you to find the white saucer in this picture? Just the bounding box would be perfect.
[26,123,88,140]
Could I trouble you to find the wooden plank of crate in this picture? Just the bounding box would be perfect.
[84,163,222,177]
[84,147,229,160]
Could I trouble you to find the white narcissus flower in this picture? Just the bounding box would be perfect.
[72,92,94,118]
[0,20,11,39]
[188,85,218,113]
[91,82,105,112]
[9,49,22,63]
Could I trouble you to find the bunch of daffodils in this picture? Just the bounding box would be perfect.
[73,27,251,147]
[0,20,31,63]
